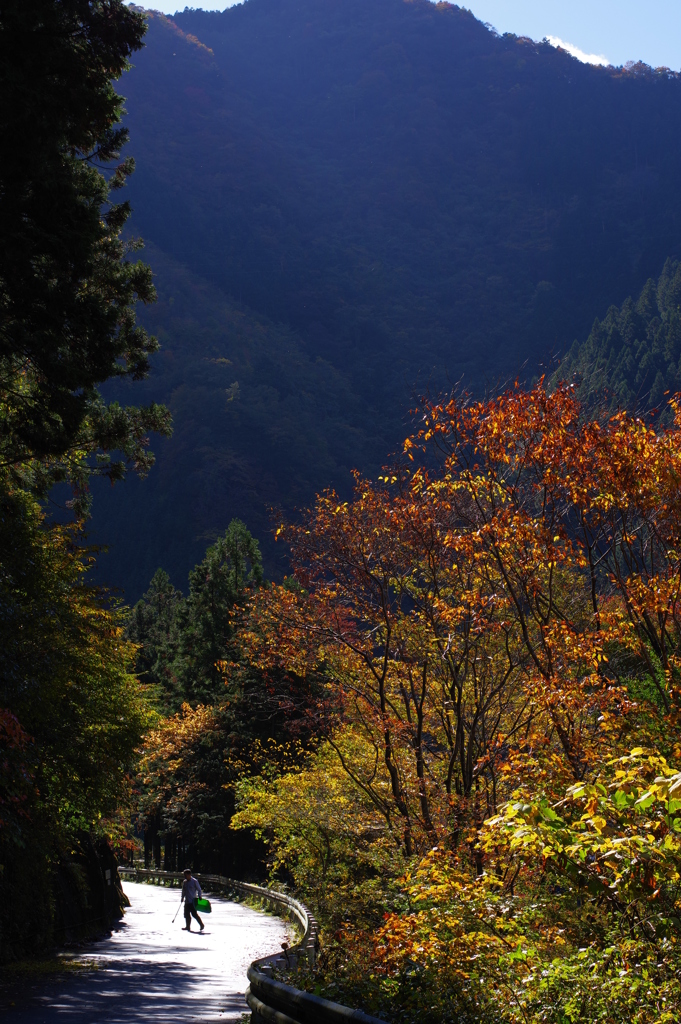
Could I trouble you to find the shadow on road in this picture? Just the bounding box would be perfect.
[5,959,248,1023]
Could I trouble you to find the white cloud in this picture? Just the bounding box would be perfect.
[547,35,610,67]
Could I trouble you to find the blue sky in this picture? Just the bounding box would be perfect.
[138,1,681,70]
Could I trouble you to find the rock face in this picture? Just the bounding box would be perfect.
[51,837,129,947]
[0,836,128,962]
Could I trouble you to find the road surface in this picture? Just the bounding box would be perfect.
[4,880,292,1023]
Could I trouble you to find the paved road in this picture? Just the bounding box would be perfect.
[5,880,292,1023]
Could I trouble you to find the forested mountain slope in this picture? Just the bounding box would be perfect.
[92,0,681,595]
[91,246,384,592]
[555,258,681,418]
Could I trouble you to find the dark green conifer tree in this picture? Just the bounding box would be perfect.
[127,569,185,711]
[179,520,263,702]
[0,0,170,488]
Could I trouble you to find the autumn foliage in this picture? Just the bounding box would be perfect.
[235,380,681,1023]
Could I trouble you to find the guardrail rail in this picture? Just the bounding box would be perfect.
[118,867,386,1024]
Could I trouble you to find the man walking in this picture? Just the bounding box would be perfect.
[181,868,204,932]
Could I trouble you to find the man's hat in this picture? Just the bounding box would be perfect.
[183,868,192,875]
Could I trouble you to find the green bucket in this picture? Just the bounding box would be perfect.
[196,897,211,913]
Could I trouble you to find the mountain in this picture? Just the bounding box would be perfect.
[90,245,385,593]
[90,0,681,597]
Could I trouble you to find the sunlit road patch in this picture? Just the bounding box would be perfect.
[6,881,292,1023]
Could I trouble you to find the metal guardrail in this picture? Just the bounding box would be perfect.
[118,868,318,970]
[118,867,386,1024]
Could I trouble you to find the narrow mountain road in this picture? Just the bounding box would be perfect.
[5,880,293,1023]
